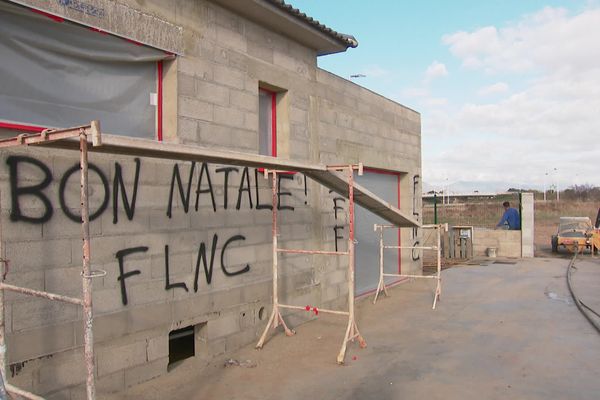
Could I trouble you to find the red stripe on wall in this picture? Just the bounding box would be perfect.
[30,8,64,22]
[271,91,277,157]
[157,61,163,142]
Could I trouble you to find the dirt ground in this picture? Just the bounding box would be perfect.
[105,256,600,400]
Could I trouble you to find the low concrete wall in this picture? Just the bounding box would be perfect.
[473,228,521,258]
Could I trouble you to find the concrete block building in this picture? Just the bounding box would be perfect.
[0,0,422,397]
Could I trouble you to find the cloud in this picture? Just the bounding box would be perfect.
[478,82,509,96]
[423,61,448,82]
[423,6,600,189]
[442,7,600,74]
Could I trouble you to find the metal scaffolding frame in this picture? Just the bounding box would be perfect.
[372,224,447,309]
[0,122,102,400]
[0,120,419,397]
[255,165,367,364]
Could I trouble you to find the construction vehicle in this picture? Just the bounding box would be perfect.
[551,216,599,254]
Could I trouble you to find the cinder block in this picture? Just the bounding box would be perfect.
[1,213,43,242]
[208,313,240,340]
[178,72,196,97]
[125,357,168,388]
[150,209,191,232]
[7,322,76,364]
[96,340,147,377]
[196,80,230,107]
[128,280,172,306]
[170,294,211,324]
[93,288,125,315]
[151,249,192,279]
[178,56,214,80]
[36,348,86,394]
[179,96,213,121]
[146,335,168,362]
[5,239,72,270]
[215,25,246,53]
[42,212,102,239]
[214,105,245,129]
[12,299,78,332]
[230,89,257,112]
[45,267,83,297]
[213,63,245,88]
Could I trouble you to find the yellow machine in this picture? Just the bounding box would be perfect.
[551,216,599,254]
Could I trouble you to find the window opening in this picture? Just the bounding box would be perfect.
[0,1,171,140]
[259,89,277,156]
[168,325,195,367]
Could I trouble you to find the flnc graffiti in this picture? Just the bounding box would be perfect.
[5,156,304,305]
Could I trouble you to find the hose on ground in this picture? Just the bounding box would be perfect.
[566,251,600,334]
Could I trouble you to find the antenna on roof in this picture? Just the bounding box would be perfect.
[350,74,366,78]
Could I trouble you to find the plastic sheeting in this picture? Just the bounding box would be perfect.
[0,1,168,138]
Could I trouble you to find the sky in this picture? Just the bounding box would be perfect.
[293,0,600,193]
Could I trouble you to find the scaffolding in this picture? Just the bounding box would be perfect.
[0,120,419,397]
[372,224,447,309]
[0,122,102,400]
[255,166,366,364]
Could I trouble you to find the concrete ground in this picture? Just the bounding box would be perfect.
[107,256,600,400]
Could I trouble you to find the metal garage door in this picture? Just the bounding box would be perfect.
[354,171,401,295]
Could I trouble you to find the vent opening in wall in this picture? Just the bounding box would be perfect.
[168,325,195,368]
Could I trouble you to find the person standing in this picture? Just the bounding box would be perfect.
[496,201,520,230]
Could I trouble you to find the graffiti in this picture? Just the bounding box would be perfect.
[412,174,420,239]
[254,168,272,210]
[195,162,216,212]
[7,155,111,224]
[6,155,308,306]
[194,234,218,290]
[411,175,421,260]
[59,163,110,222]
[330,190,346,252]
[164,245,189,293]
[113,158,140,224]
[236,167,253,210]
[220,235,250,276]
[7,156,53,224]
[412,240,420,261]
[167,162,195,218]
[277,174,294,211]
[58,0,106,18]
[115,234,250,305]
[116,246,146,306]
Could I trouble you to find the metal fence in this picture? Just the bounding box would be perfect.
[422,192,521,229]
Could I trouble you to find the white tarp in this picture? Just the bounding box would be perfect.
[0,1,168,138]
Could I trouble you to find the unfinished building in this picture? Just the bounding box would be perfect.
[0,0,422,398]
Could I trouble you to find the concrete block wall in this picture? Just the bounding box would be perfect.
[473,228,522,258]
[1,0,421,397]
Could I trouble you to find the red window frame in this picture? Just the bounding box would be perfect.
[0,6,165,141]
